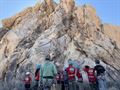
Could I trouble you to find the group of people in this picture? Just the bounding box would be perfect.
[23,55,107,90]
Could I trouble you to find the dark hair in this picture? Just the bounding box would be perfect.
[46,57,50,60]
[95,59,100,64]
[35,68,40,77]
[45,54,51,61]
[85,65,90,68]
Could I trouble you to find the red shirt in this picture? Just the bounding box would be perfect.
[76,69,83,81]
[24,76,32,84]
[35,72,40,81]
[66,65,76,80]
[84,68,96,83]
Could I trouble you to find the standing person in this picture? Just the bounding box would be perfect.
[94,60,106,90]
[63,69,69,90]
[40,55,57,90]
[84,65,97,90]
[76,67,83,90]
[82,68,90,90]
[65,59,76,90]
[24,72,32,90]
[55,63,65,90]
[72,60,84,90]
[56,69,64,90]
[34,64,41,90]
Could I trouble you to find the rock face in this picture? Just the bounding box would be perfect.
[61,0,75,13]
[103,24,120,47]
[0,0,120,90]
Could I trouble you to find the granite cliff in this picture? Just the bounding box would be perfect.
[0,0,120,90]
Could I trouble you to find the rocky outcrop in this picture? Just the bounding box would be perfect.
[0,28,9,41]
[0,0,120,90]
[61,0,75,13]
[2,0,57,30]
[2,7,33,29]
[103,24,120,47]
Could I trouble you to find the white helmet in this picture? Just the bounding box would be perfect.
[26,72,30,75]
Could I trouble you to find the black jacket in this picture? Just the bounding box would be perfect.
[94,64,105,76]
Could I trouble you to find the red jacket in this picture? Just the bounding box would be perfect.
[24,76,32,84]
[76,69,83,81]
[65,65,76,80]
[84,68,96,83]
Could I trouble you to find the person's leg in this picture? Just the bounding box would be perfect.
[83,82,90,90]
[73,81,76,90]
[89,83,92,90]
[48,79,54,90]
[64,80,69,90]
[90,83,96,90]
[93,82,98,90]
[43,79,48,90]
[34,80,39,90]
[102,79,107,90]
[61,81,65,90]
[75,82,79,90]
[98,79,104,90]
[25,84,31,90]
[69,81,76,90]
[25,84,28,90]
[92,83,97,90]
[77,82,83,90]
[69,81,72,90]
[56,81,61,90]
[96,80,99,90]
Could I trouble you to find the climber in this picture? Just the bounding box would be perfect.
[71,60,83,90]
[76,66,83,90]
[63,68,69,90]
[65,59,76,90]
[40,54,57,90]
[56,69,64,90]
[94,60,106,90]
[34,64,41,90]
[55,63,65,90]
[84,65,97,90]
[24,72,32,90]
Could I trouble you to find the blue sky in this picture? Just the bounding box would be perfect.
[0,0,120,27]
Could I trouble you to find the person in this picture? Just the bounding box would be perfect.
[63,69,69,90]
[65,59,76,90]
[84,65,97,90]
[56,69,64,90]
[34,64,41,90]
[72,60,83,90]
[55,63,65,90]
[94,60,106,90]
[76,67,83,90]
[24,72,32,90]
[40,55,57,90]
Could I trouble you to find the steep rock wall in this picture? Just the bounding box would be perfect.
[0,0,120,90]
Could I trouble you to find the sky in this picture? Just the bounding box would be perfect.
[0,0,120,27]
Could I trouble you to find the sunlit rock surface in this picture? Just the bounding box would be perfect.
[0,0,120,90]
